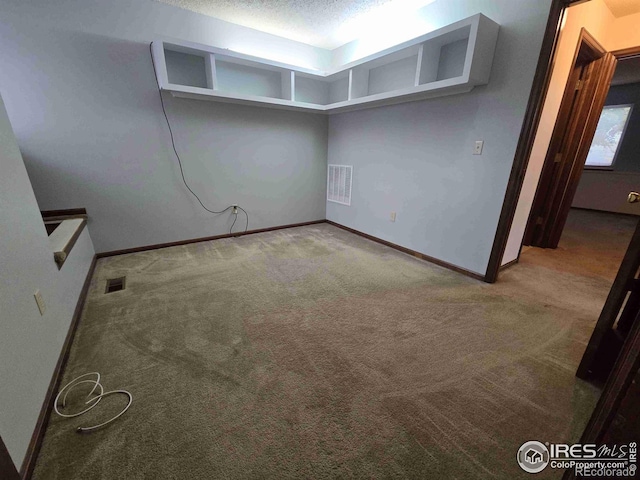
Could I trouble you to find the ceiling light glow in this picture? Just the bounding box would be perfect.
[336,0,437,59]
[224,43,322,71]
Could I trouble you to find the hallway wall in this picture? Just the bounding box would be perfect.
[503,0,640,265]
[0,93,95,468]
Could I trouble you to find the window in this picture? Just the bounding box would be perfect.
[584,104,633,169]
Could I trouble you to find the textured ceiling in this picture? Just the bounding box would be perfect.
[153,0,434,49]
[603,0,640,17]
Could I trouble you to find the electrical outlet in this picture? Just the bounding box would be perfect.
[474,140,484,155]
[232,205,238,215]
[34,290,46,316]
[390,212,396,222]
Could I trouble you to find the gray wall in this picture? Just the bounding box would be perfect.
[573,171,640,215]
[326,0,553,275]
[0,94,95,467]
[0,0,328,254]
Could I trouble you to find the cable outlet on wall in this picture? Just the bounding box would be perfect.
[390,212,396,222]
[474,140,484,155]
[34,289,46,316]
[232,204,238,214]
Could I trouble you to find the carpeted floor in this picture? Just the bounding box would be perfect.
[33,209,636,479]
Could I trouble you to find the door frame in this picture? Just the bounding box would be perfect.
[491,37,640,472]
[484,0,579,282]
[522,29,614,249]
[486,26,640,281]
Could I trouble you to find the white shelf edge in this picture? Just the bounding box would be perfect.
[153,13,499,115]
[166,84,326,113]
[156,38,324,77]
[163,74,475,115]
[324,76,471,110]
[154,13,490,80]
[327,85,475,115]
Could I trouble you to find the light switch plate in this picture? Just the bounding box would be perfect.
[390,212,396,222]
[474,140,484,155]
[34,290,46,316]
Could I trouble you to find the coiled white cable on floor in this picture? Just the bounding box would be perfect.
[54,372,132,432]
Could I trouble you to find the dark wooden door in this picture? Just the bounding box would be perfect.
[564,222,640,478]
[524,31,617,248]
[0,436,20,480]
[577,211,640,382]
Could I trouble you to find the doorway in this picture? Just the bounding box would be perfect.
[483,0,640,469]
[523,29,617,249]
[519,40,640,379]
[523,41,640,471]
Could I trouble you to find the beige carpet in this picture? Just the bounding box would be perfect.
[33,210,634,479]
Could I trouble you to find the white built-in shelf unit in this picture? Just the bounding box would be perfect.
[151,14,499,114]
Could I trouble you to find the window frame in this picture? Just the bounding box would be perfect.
[584,103,634,171]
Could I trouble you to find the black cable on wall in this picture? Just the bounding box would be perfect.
[149,43,249,234]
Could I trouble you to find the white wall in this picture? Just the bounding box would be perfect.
[0,94,95,468]
[503,0,640,265]
[606,11,640,52]
[0,0,329,254]
[326,0,553,276]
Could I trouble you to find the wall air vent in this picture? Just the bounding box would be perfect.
[105,277,126,294]
[327,164,352,206]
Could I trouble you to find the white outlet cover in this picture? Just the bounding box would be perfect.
[390,212,396,222]
[474,140,484,155]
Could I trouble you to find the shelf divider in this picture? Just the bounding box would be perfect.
[282,71,295,101]
[205,54,217,90]
[151,41,169,88]
[416,43,441,86]
[349,69,370,100]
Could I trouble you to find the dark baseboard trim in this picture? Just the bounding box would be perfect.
[96,220,327,258]
[20,254,98,480]
[499,258,519,271]
[97,219,485,281]
[326,221,485,282]
[41,208,87,219]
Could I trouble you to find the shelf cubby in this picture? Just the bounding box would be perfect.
[367,52,419,96]
[151,13,500,114]
[164,50,210,89]
[348,68,370,100]
[216,60,283,100]
[295,73,349,105]
[416,25,471,85]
